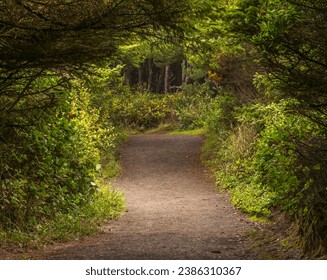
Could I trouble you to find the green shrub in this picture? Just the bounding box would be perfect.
[85,67,176,131]
[43,184,125,242]
[0,89,99,229]
[0,70,126,239]
[205,99,317,217]
[0,185,125,246]
[205,92,239,135]
[173,82,217,130]
[108,90,175,130]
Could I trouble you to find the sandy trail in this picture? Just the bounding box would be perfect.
[24,134,256,259]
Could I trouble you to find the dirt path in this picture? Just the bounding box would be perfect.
[29,134,258,259]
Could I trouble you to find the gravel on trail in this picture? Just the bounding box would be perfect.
[3,134,261,260]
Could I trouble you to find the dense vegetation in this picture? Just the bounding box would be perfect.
[0,0,187,247]
[1,0,326,257]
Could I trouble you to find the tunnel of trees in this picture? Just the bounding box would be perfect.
[1,0,327,258]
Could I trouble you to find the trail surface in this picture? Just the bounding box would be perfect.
[25,134,258,259]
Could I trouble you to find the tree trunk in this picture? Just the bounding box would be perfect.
[164,65,170,93]
[182,59,190,85]
[124,63,131,86]
[138,65,143,85]
[182,59,186,84]
[147,58,153,92]
[156,68,164,93]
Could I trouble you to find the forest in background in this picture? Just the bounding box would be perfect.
[0,0,326,258]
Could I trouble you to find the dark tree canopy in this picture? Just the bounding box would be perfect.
[0,0,189,70]
[0,0,191,136]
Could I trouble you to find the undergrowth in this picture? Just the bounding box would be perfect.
[0,161,125,249]
[2,64,326,257]
[200,92,327,257]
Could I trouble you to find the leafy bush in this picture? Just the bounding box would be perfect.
[42,185,125,242]
[205,92,239,135]
[173,82,216,130]
[1,89,97,229]
[0,185,125,246]
[204,94,327,255]
[0,70,126,240]
[207,100,314,216]
[82,66,176,131]
[107,90,175,130]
